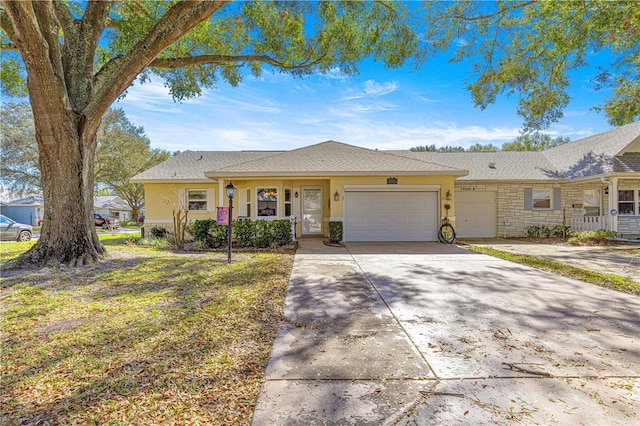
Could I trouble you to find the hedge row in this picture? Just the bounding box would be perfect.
[190,219,293,248]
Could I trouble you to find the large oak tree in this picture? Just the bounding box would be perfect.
[0,0,422,265]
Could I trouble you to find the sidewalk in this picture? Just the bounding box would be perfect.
[458,238,640,283]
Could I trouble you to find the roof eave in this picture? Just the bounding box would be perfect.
[205,170,468,178]
[129,178,215,184]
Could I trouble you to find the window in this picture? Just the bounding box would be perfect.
[284,188,292,217]
[618,190,637,215]
[532,189,551,209]
[187,190,207,211]
[257,188,277,216]
[583,189,600,216]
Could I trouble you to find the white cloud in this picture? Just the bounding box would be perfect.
[119,80,183,113]
[342,79,398,100]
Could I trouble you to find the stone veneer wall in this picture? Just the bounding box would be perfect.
[497,183,562,237]
[456,181,610,238]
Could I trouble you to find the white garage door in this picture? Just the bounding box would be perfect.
[455,191,497,238]
[344,191,438,241]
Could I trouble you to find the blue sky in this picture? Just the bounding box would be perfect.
[118,52,615,153]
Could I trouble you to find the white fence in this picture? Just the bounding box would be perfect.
[571,216,609,232]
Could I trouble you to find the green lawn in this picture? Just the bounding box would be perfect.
[1,236,293,425]
[468,246,640,296]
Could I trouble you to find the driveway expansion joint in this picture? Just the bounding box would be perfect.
[253,240,640,425]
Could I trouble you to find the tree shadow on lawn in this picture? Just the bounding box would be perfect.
[1,252,293,425]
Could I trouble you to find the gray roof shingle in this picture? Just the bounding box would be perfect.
[204,141,467,177]
[131,123,639,183]
[387,151,559,181]
[543,121,640,178]
[614,152,640,173]
[130,151,282,182]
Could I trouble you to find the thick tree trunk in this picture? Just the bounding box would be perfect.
[19,110,105,266]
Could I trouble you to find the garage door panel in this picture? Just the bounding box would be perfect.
[456,191,497,238]
[344,191,438,242]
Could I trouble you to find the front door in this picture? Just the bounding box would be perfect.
[302,188,323,235]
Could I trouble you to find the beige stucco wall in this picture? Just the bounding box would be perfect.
[144,176,638,239]
[143,182,218,234]
[144,175,456,238]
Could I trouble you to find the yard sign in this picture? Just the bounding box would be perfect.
[216,207,229,225]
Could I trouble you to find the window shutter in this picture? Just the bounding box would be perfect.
[237,188,247,216]
[524,188,533,210]
[178,189,186,210]
[553,187,562,210]
[207,188,215,212]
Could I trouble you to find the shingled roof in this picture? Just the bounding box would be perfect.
[543,121,640,178]
[387,151,559,181]
[131,123,639,183]
[130,151,282,183]
[204,141,467,178]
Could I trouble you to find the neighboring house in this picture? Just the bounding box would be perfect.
[131,122,640,241]
[0,195,44,226]
[94,196,132,222]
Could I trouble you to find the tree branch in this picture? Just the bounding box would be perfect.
[1,41,17,50]
[452,1,537,22]
[149,53,323,70]
[51,0,74,35]
[82,0,114,49]
[90,0,230,123]
[0,5,15,40]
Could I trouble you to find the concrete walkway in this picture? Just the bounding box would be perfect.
[458,238,640,283]
[252,239,639,425]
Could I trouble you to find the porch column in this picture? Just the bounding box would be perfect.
[608,177,618,233]
[218,180,225,207]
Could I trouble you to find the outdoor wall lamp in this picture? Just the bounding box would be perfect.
[225,181,236,263]
[445,190,452,200]
[294,191,299,198]
[334,191,340,202]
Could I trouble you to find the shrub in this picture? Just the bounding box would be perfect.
[210,222,229,247]
[271,219,292,246]
[150,226,168,239]
[551,224,573,238]
[187,218,292,248]
[526,225,542,238]
[191,219,216,247]
[253,220,273,248]
[329,221,343,243]
[568,229,617,246]
[234,219,255,247]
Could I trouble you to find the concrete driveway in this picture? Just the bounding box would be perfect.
[252,240,639,425]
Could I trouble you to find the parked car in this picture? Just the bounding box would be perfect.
[0,214,33,241]
[93,213,120,229]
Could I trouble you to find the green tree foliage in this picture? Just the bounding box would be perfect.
[0,1,425,265]
[0,103,168,219]
[409,143,498,152]
[0,102,40,195]
[501,132,570,151]
[422,0,640,128]
[95,108,170,221]
[467,143,500,152]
